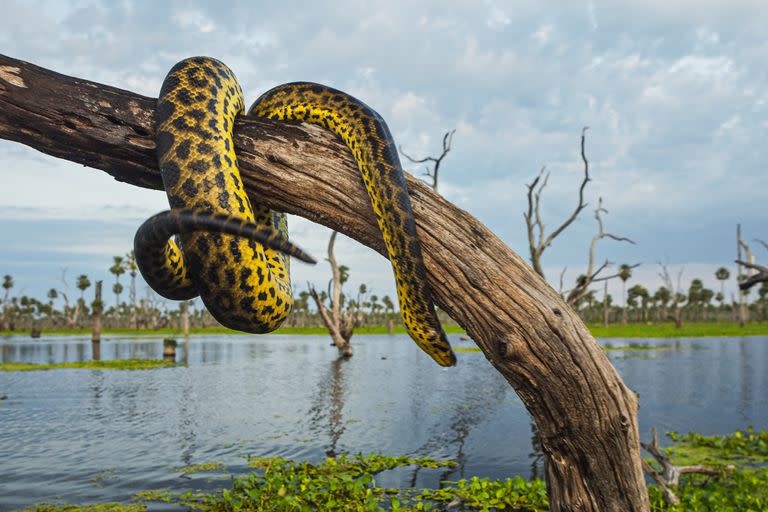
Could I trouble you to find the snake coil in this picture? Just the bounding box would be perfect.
[135,57,456,366]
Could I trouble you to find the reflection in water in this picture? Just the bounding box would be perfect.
[529,421,544,480]
[177,372,198,469]
[308,356,349,458]
[183,336,190,365]
[404,363,510,487]
[91,341,101,361]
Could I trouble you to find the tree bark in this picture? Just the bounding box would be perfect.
[0,53,648,511]
[91,280,102,344]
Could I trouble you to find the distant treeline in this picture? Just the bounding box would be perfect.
[2,263,766,333]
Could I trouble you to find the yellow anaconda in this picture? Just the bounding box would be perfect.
[135,56,456,366]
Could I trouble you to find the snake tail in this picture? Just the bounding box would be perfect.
[251,83,457,367]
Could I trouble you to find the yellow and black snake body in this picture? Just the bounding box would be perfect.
[135,57,456,366]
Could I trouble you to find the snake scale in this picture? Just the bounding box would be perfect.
[135,57,456,367]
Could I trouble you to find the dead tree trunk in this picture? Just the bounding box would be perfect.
[0,54,649,511]
[308,231,357,358]
[91,280,102,343]
[737,224,748,326]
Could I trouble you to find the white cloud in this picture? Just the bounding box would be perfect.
[532,24,553,45]
[172,10,216,33]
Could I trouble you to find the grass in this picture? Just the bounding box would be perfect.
[600,344,673,351]
[0,359,178,372]
[588,321,768,338]
[3,322,767,339]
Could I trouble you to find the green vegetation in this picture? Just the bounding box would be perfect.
[454,346,482,352]
[5,321,768,339]
[646,428,768,511]
[664,428,768,467]
[0,359,178,372]
[601,344,673,351]
[23,504,145,512]
[175,461,226,474]
[90,469,117,488]
[131,490,176,503]
[415,476,548,511]
[588,322,768,338]
[21,430,768,511]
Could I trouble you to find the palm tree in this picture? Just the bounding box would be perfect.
[77,274,91,302]
[688,279,704,320]
[2,274,12,304]
[714,267,730,303]
[653,286,671,322]
[618,264,632,324]
[338,265,350,285]
[382,295,395,333]
[2,275,13,330]
[125,251,139,329]
[46,288,58,325]
[109,256,126,311]
[627,285,648,322]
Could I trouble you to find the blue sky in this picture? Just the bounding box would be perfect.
[1,0,766,306]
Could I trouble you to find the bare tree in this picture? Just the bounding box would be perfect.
[308,231,360,358]
[0,54,651,510]
[658,262,686,328]
[524,127,591,278]
[399,129,455,193]
[564,198,637,306]
[57,268,80,329]
[736,236,768,291]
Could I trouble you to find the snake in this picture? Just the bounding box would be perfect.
[134,56,456,367]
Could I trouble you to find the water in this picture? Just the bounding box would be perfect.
[0,333,766,509]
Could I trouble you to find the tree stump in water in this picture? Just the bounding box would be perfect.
[163,338,177,362]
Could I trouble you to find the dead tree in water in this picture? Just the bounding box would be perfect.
[641,427,733,506]
[308,231,358,358]
[0,54,650,511]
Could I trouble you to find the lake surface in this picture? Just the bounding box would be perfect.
[1,333,767,509]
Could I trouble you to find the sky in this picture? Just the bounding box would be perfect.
[1,0,766,308]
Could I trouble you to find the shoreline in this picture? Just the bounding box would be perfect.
[1,322,768,339]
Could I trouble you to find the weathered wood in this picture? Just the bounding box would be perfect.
[0,53,648,511]
[91,280,102,344]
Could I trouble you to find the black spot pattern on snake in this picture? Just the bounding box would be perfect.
[133,58,454,366]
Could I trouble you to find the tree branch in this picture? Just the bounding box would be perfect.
[565,198,637,306]
[641,427,733,506]
[525,128,592,279]
[543,127,591,248]
[0,53,648,511]
[735,259,768,290]
[399,128,455,193]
